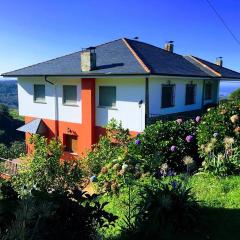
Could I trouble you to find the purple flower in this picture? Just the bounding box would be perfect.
[167,170,175,176]
[195,116,201,123]
[186,135,194,143]
[135,139,141,145]
[90,175,97,182]
[176,118,183,124]
[213,132,219,138]
[170,145,177,152]
[171,181,177,189]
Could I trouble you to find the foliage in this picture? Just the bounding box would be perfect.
[0,141,26,159]
[0,182,117,240]
[197,100,240,175]
[12,135,82,195]
[228,88,240,101]
[0,103,24,145]
[0,80,18,109]
[134,119,199,174]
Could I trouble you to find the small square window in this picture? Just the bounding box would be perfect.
[205,83,212,100]
[34,84,45,103]
[63,85,77,105]
[161,84,175,108]
[185,84,196,105]
[64,134,78,153]
[99,86,116,107]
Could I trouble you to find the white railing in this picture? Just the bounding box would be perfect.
[0,157,19,176]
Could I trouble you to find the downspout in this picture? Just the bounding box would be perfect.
[44,76,59,138]
[145,77,149,125]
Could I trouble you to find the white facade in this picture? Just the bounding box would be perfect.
[17,76,219,132]
[18,77,82,123]
[96,78,146,132]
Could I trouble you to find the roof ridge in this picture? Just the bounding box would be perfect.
[188,55,222,77]
[122,38,151,73]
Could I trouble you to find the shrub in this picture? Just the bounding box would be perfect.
[0,141,26,159]
[229,88,240,100]
[12,135,82,195]
[133,119,199,174]
[119,177,199,239]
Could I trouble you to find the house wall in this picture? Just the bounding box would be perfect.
[95,78,145,132]
[18,77,82,123]
[149,77,218,116]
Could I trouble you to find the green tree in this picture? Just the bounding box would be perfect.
[229,88,240,100]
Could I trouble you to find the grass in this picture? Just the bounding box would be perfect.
[99,173,240,240]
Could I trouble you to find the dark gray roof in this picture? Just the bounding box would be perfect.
[17,118,47,134]
[2,38,240,79]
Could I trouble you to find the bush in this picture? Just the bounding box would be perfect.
[0,141,26,159]
[134,119,199,174]
[229,88,240,100]
[118,177,199,239]
[197,100,240,175]
[12,135,82,195]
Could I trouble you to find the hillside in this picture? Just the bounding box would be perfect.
[0,79,18,108]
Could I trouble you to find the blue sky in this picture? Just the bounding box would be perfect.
[0,0,239,77]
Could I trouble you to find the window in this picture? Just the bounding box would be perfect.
[185,84,196,105]
[161,84,175,108]
[34,84,45,103]
[205,83,212,100]
[64,134,78,153]
[63,85,77,105]
[99,86,116,107]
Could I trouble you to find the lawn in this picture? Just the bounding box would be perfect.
[100,173,240,240]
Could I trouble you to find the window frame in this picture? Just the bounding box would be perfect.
[161,84,175,108]
[33,84,46,103]
[62,85,78,106]
[204,83,212,100]
[185,84,197,105]
[64,134,78,153]
[98,86,117,108]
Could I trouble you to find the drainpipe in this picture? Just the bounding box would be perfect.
[44,76,59,138]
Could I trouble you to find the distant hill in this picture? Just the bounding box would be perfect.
[0,79,18,108]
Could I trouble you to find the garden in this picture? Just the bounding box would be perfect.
[1,99,240,239]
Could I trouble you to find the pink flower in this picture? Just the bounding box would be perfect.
[195,116,201,123]
[170,145,177,152]
[186,135,194,143]
[176,118,183,124]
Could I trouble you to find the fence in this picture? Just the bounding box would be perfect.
[0,157,19,176]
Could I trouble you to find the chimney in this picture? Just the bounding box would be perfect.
[80,47,96,72]
[164,41,174,53]
[216,57,223,67]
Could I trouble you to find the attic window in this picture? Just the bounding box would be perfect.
[34,84,45,103]
[161,84,175,108]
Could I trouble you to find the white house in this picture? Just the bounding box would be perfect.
[2,38,240,157]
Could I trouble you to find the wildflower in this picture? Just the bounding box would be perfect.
[111,182,119,193]
[135,139,141,145]
[213,132,219,138]
[185,135,194,143]
[160,163,168,173]
[220,109,227,115]
[204,144,212,154]
[170,145,177,152]
[224,137,234,147]
[176,118,183,124]
[103,181,111,191]
[90,175,97,182]
[183,156,194,166]
[207,108,211,112]
[122,163,128,171]
[101,166,108,174]
[113,163,121,171]
[195,116,201,123]
[234,127,240,134]
[217,154,225,162]
[167,170,175,176]
[230,114,239,123]
[171,181,177,189]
